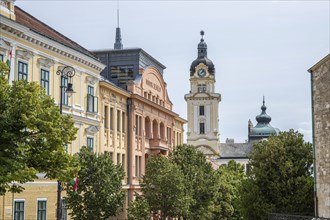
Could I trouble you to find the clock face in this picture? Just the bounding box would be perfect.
[198,68,206,77]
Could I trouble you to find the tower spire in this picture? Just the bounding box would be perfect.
[114,0,123,49]
[198,30,207,57]
[263,95,265,106]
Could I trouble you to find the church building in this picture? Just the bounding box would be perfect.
[184,31,221,157]
[184,31,280,170]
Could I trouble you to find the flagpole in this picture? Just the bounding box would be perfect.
[8,44,16,85]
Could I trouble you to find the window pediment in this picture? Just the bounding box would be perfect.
[85,125,99,135]
[38,58,54,68]
[0,38,10,52]
[86,76,98,85]
[16,50,34,60]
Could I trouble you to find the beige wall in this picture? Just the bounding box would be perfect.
[185,63,221,155]
[127,66,185,201]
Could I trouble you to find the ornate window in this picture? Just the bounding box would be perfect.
[61,76,68,106]
[199,105,205,116]
[87,137,94,151]
[197,84,206,93]
[104,106,109,129]
[40,69,50,95]
[87,85,98,112]
[18,61,28,81]
[117,110,121,131]
[200,122,205,134]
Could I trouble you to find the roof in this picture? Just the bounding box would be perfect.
[250,125,279,136]
[93,47,166,70]
[219,142,253,159]
[14,6,98,61]
[308,53,330,73]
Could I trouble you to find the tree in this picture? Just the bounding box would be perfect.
[0,74,78,195]
[213,160,245,220]
[240,130,314,220]
[127,195,150,220]
[65,146,125,220]
[141,154,189,219]
[169,145,217,220]
[0,61,9,75]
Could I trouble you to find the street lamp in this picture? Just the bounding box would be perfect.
[56,66,76,114]
[55,66,75,220]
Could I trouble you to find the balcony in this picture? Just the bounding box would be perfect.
[149,138,169,155]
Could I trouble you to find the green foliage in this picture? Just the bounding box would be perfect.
[0,61,9,75]
[0,77,78,195]
[240,130,314,220]
[127,195,150,220]
[141,154,189,219]
[169,145,217,220]
[65,146,125,220]
[213,160,245,220]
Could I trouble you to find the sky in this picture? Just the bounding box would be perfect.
[15,0,330,143]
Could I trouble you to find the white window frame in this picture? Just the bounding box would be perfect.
[40,68,50,95]
[87,136,94,152]
[17,60,28,81]
[13,199,25,220]
[36,198,47,220]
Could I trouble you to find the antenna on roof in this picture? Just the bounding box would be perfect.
[117,0,120,28]
[114,0,123,49]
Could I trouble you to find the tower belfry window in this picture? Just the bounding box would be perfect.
[200,123,205,134]
[198,84,206,93]
[199,105,205,116]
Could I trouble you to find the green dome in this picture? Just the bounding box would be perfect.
[250,97,280,138]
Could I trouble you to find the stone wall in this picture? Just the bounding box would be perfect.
[310,54,330,218]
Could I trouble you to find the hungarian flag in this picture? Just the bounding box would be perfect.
[73,177,79,192]
[6,49,12,70]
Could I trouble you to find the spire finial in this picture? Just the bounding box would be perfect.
[114,0,123,49]
[263,95,265,106]
[197,30,207,57]
[200,30,204,39]
[117,0,119,28]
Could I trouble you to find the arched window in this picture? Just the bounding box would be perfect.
[152,119,158,139]
[145,117,151,138]
[160,122,165,140]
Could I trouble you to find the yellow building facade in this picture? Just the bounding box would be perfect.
[0,1,106,219]
[1,1,185,219]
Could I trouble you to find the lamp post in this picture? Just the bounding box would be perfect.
[56,66,75,220]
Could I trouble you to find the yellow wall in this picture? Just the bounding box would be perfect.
[0,5,104,219]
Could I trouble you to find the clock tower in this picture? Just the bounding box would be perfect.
[184,31,221,156]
